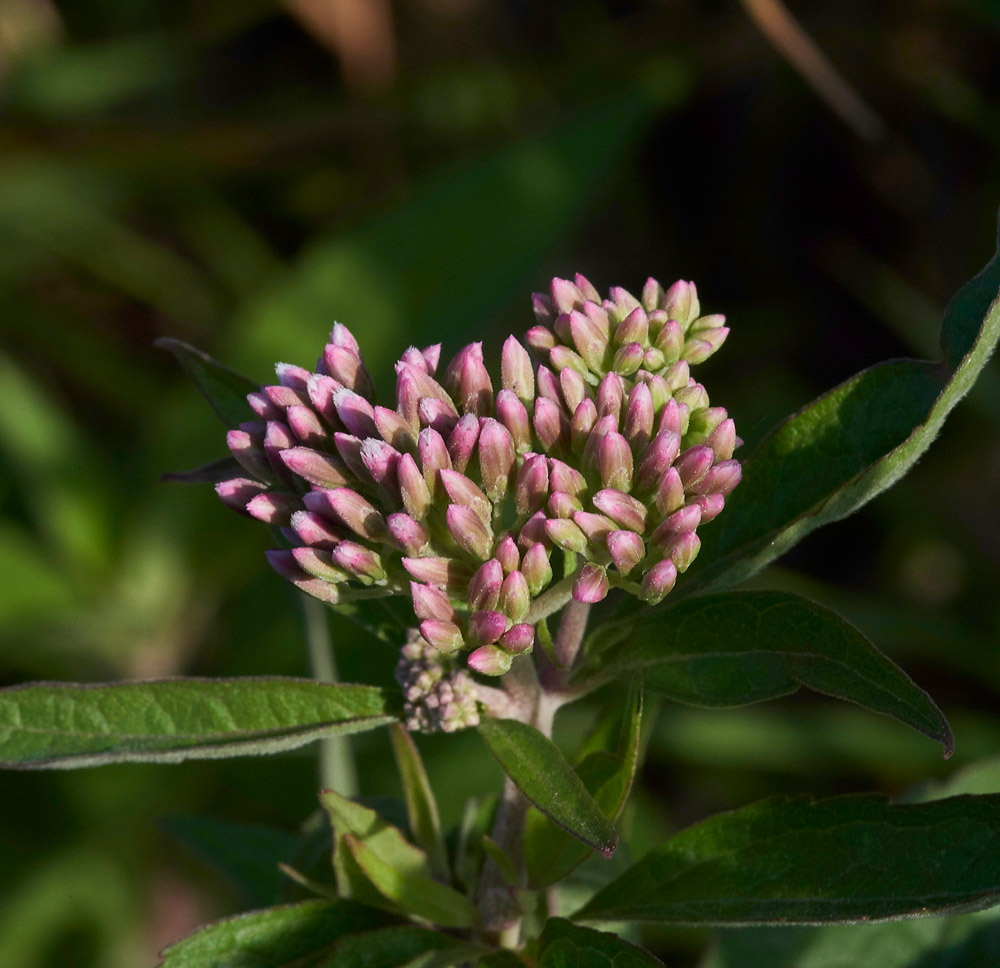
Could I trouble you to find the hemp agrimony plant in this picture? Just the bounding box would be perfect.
[2,222,999,966]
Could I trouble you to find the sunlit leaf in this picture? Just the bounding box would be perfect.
[389,724,448,878]
[0,678,398,768]
[576,793,1000,925]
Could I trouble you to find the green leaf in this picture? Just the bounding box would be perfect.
[157,898,458,968]
[320,788,430,913]
[582,592,952,756]
[154,337,258,429]
[524,688,643,888]
[161,456,244,484]
[537,919,665,967]
[0,678,399,769]
[575,793,1000,925]
[477,717,618,857]
[689,210,1000,594]
[345,834,479,929]
[161,814,298,907]
[389,724,449,878]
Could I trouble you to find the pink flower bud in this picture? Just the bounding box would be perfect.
[495,536,520,574]
[305,373,342,426]
[625,383,655,451]
[501,336,535,404]
[387,513,429,556]
[215,478,267,516]
[402,556,468,589]
[227,426,272,481]
[499,570,530,622]
[411,581,457,622]
[683,328,729,364]
[657,397,683,437]
[264,383,307,410]
[324,343,374,399]
[675,383,709,415]
[548,458,587,495]
[447,414,480,473]
[331,388,378,439]
[592,489,647,532]
[675,445,715,489]
[422,344,441,373]
[649,505,702,550]
[573,511,616,545]
[607,530,645,576]
[468,610,507,646]
[521,542,553,595]
[264,420,297,482]
[330,322,361,356]
[418,428,452,490]
[285,405,325,448]
[654,319,684,363]
[417,397,459,436]
[662,280,699,327]
[332,432,371,483]
[548,491,583,519]
[394,365,422,426]
[500,623,535,654]
[656,466,686,515]
[421,619,464,654]
[640,559,677,604]
[399,345,429,372]
[398,453,432,520]
[643,347,666,371]
[373,406,416,451]
[514,454,548,515]
[246,491,299,525]
[361,438,401,495]
[690,459,742,497]
[247,391,282,421]
[446,504,493,561]
[526,325,556,352]
[467,559,503,611]
[495,389,532,454]
[536,365,563,404]
[596,372,625,421]
[517,510,550,549]
[641,277,664,312]
[659,531,701,572]
[280,447,350,489]
[467,644,512,677]
[440,468,491,522]
[479,418,516,501]
[568,309,608,371]
[545,518,588,554]
[570,398,598,452]
[459,352,494,415]
[634,432,681,494]
[331,540,386,582]
[559,367,588,414]
[266,549,308,582]
[597,432,634,492]
[292,547,350,582]
[290,509,343,549]
[613,342,644,376]
[574,272,600,301]
[533,397,569,453]
[615,306,649,347]
[550,345,590,378]
[573,563,609,603]
[692,493,725,522]
[608,285,640,317]
[551,276,584,314]
[307,488,388,543]
[581,414,618,472]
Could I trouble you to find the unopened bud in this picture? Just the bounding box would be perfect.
[495,389,532,454]
[597,372,625,421]
[690,459,742,496]
[545,518,588,554]
[495,536,520,575]
[307,488,388,543]
[360,439,401,495]
[655,466,686,515]
[640,559,677,604]
[551,276,584,314]
[548,491,583,519]
[612,341,644,376]
[446,504,493,560]
[517,511,550,549]
[521,542,553,595]
[501,336,535,404]
[467,559,503,612]
[500,623,535,655]
[607,530,645,576]
[624,383,655,451]
[402,556,468,589]
[634,432,681,494]
[440,468,491,523]
[592,489,647,532]
[691,492,725,522]
[215,478,267,516]
[654,319,684,363]
[675,445,715,489]
[398,453,432,520]
[568,309,608,371]
[467,644,512,677]
[418,397,459,436]
[526,325,556,352]
[332,433,370,483]
[615,306,649,347]
[573,563,609,604]
[548,458,587,496]
[246,491,298,525]
[560,367,588,414]
[479,418,516,501]
[292,547,351,583]
[468,610,507,646]
[499,570,530,622]
[306,374,341,426]
[448,414,480,473]
[248,391,282,422]
[597,432,634,492]
[285,406,326,448]
[291,509,343,549]
[227,426,272,481]
[641,277,664,312]
[533,397,569,453]
[660,531,701,572]
[572,511,615,545]
[421,619,464,654]
[418,428,452,490]
[324,343,374,399]
[387,513,429,556]
[331,540,386,582]
[411,582,457,622]
[662,280,699,328]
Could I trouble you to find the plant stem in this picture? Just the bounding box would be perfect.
[524,571,580,625]
[301,595,358,796]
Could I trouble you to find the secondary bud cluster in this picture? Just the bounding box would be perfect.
[394,631,480,733]
[214,273,740,688]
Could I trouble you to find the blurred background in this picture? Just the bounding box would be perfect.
[0,1,999,965]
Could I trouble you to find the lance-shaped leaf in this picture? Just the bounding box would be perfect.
[155,336,258,429]
[536,918,666,966]
[688,211,1000,594]
[477,717,618,857]
[157,898,460,968]
[579,592,952,757]
[345,834,479,929]
[575,793,1000,925]
[524,688,643,888]
[390,724,449,879]
[0,678,399,769]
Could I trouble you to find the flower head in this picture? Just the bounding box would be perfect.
[215,274,740,683]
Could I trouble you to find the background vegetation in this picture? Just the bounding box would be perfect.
[0,1,998,965]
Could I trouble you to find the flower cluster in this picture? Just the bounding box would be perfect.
[394,630,480,733]
[215,273,740,695]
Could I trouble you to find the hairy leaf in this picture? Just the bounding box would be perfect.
[389,724,448,878]
[477,717,618,857]
[689,212,1000,593]
[157,899,458,968]
[525,687,642,887]
[575,793,1000,925]
[537,919,665,966]
[584,592,951,756]
[0,678,398,768]
[155,336,257,429]
[345,834,479,928]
